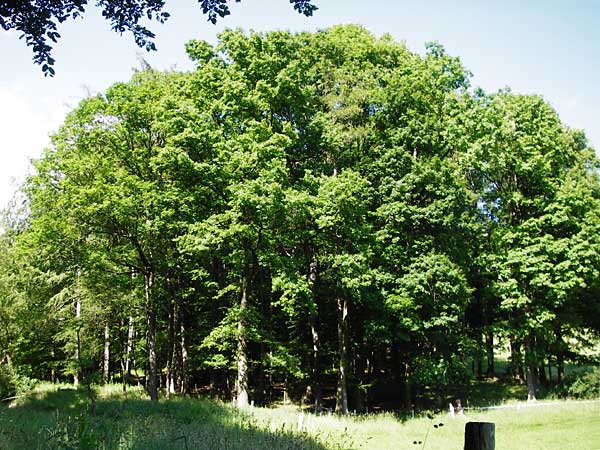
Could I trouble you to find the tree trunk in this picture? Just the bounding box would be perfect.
[103,322,110,384]
[403,363,412,409]
[236,275,249,408]
[74,268,82,388]
[526,367,537,401]
[308,257,322,412]
[123,316,134,393]
[525,336,537,402]
[179,299,189,395]
[166,297,175,400]
[125,316,134,377]
[352,311,367,413]
[353,352,367,413]
[50,349,56,383]
[538,364,547,387]
[557,352,564,384]
[485,332,494,377]
[120,358,126,393]
[335,297,349,415]
[556,327,564,384]
[145,271,158,401]
[509,339,524,381]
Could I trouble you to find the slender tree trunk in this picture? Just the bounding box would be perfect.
[50,349,56,383]
[403,363,412,409]
[121,359,126,393]
[308,257,322,412]
[74,268,82,388]
[210,370,217,399]
[525,335,537,402]
[557,353,564,383]
[510,339,524,381]
[336,297,349,415]
[145,271,158,401]
[179,299,189,395]
[485,332,494,377]
[538,364,547,387]
[166,298,174,400]
[354,352,367,413]
[103,322,110,384]
[236,275,249,408]
[556,327,564,384]
[125,316,134,377]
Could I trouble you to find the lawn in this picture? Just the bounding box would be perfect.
[1,383,599,449]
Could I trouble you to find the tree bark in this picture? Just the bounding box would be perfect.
[74,268,82,388]
[236,275,249,408]
[103,322,110,384]
[556,327,564,383]
[557,352,564,383]
[145,271,158,402]
[353,353,367,413]
[165,297,175,400]
[509,339,524,381]
[538,364,547,387]
[125,316,134,377]
[525,336,537,402]
[308,257,322,412]
[179,299,189,395]
[335,297,349,415]
[485,332,494,377]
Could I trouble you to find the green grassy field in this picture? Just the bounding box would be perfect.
[1,383,599,449]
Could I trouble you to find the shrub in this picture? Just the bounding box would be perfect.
[0,360,36,400]
[0,362,14,399]
[564,368,600,399]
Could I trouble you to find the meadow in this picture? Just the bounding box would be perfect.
[1,383,599,449]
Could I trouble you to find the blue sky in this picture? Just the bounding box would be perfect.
[1,0,599,210]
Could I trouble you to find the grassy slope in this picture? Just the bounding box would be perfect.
[1,384,599,449]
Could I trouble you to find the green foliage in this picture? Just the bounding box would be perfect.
[563,368,600,399]
[0,361,36,400]
[2,25,599,413]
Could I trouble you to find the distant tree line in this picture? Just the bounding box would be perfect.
[1,26,599,413]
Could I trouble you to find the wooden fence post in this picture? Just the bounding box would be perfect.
[464,422,495,450]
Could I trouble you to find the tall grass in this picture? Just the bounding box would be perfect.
[1,383,599,449]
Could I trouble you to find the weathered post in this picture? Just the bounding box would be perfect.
[464,422,495,450]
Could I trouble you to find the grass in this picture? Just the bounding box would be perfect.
[1,383,599,449]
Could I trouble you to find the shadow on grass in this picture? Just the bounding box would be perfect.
[462,378,528,406]
[0,387,331,450]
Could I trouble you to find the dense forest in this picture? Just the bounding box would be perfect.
[1,25,599,415]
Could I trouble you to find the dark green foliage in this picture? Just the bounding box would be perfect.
[563,369,600,399]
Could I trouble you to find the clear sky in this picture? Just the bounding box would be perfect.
[1,0,599,210]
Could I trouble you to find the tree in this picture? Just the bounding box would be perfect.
[469,91,600,400]
[0,0,317,76]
